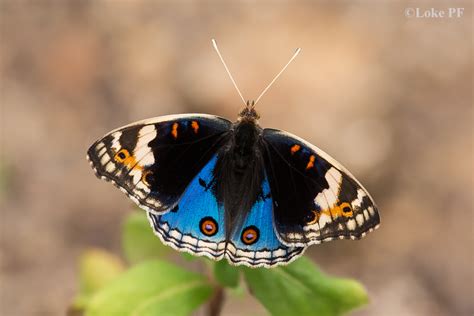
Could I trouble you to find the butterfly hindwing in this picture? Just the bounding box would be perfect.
[262,129,380,247]
[148,155,305,267]
[227,174,306,267]
[148,155,226,260]
[87,114,232,213]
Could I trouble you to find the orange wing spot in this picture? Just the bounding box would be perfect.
[171,122,179,139]
[141,170,154,186]
[114,149,130,163]
[290,144,301,154]
[339,202,353,217]
[191,121,199,134]
[319,203,353,219]
[306,210,320,225]
[306,155,315,169]
[114,149,143,171]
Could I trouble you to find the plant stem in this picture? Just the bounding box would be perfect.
[208,286,225,316]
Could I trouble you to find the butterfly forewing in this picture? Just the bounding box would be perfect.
[87,114,232,213]
[262,129,380,247]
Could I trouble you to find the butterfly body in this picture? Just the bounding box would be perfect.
[87,104,380,267]
[213,111,265,239]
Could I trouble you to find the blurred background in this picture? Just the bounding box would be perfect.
[0,1,472,315]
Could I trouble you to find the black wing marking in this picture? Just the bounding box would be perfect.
[87,114,232,213]
[262,128,380,247]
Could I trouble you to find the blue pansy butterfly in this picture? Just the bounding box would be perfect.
[87,40,380,268]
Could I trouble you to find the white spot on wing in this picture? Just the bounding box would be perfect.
[287,232,303,240]
[318,213,332,228]
[368,206,375,216]
[129,168,148,191]
[255,250,272,259]
[347,219,357,230]
[97,144,107,157]
[225,243,236,253]
[100,152,111,166]
[111,131,122,151]
[197,240,217,249]
[170,229,182,239]
[352,189,367,209]
[160,222,170,232]
[306,229,321,239]
[104,161,116,173]
[273,249,286,258]
[182,235,197,246]
[234,249,249,259]
[95,142,105,151]
[314,167,342,209]
[134,125,157,166]
[363,209,369,220]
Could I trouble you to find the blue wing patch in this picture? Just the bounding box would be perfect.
[148,156,306,267]
[226,175,306,267]
[148,155,226,261]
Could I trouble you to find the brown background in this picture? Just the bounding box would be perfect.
[1,1,472,315]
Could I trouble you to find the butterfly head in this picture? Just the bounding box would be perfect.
[238,100,260,123]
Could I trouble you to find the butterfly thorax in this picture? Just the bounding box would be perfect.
[213,117,265,240]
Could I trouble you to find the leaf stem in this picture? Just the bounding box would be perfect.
[207,286,225,316]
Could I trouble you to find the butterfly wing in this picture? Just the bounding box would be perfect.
[87,114,232,213]
[148,155,305,267]
[262,129,380,247]
[148,155,227,260]
[226,173,306,267]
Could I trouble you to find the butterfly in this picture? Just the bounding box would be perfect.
[86,40,380,268]
[87,104,380,267]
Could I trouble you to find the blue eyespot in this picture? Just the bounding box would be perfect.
[200,217,218,236]
[241,226,259,245]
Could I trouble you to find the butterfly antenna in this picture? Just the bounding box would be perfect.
[212,39,247,106]
[254,47,301,105]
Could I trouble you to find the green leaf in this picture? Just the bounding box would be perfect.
[85,260,213,316]
[73,249,125,309]
[213,260,240,288]
[181,252,198,261]
[243,257,369,316]
[122,212,171,264]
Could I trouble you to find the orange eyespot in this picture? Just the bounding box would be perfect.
[200,217,218,236]
[141,170,154,186]
[340,202,353,217]
[241,226,259,245]
[306,210,320,225]
[114,149,130,163]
